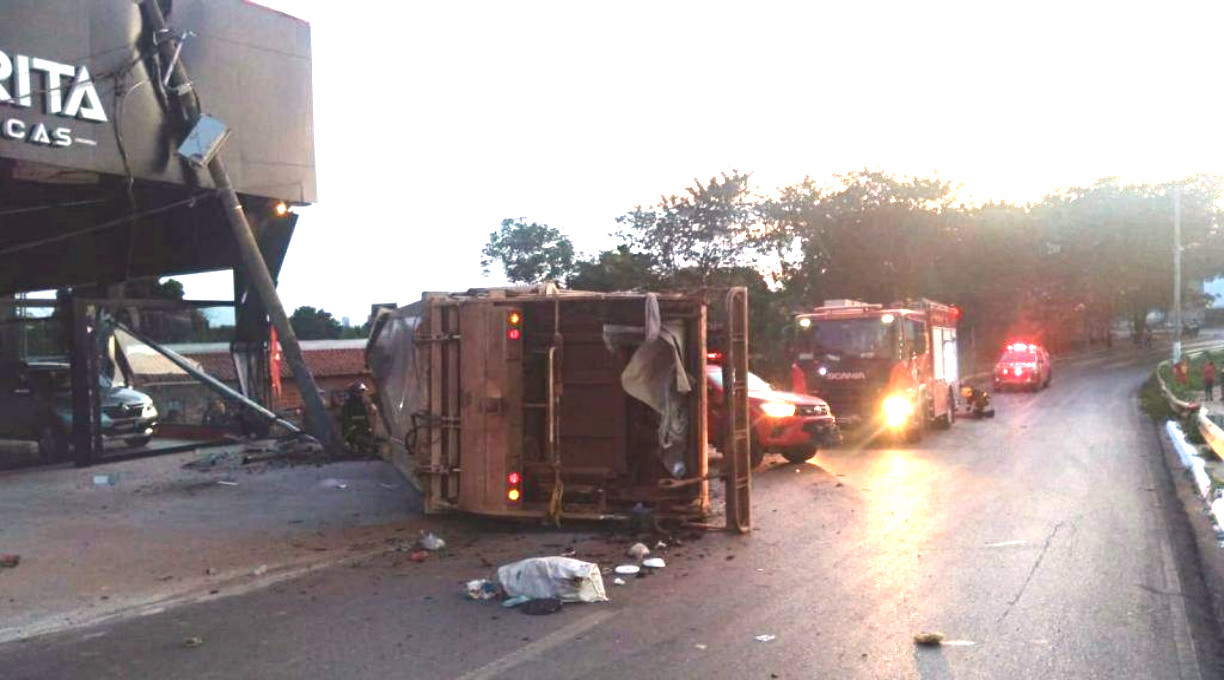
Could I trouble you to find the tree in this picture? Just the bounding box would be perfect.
[616,172,759,285]
[290,306,342,340]
[481,218,576,284]
[764,170,960,307]
[568,246,658,292]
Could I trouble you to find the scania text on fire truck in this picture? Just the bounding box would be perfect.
[787,299,960,441]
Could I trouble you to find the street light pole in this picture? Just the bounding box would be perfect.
[1173,187,1183,364]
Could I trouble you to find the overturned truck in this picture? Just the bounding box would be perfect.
[367,286,750,525]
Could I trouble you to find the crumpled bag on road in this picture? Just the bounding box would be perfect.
[496,557,608,603]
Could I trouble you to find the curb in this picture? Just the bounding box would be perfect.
[0,545,395,646]
[1166,420,1224,531]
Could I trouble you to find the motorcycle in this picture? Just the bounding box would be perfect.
[958,384,995,419]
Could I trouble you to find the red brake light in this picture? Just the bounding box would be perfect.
[507,472,521,485]
[707,351,723,362]
[507,328,521,341]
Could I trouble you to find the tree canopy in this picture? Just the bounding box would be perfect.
[481,218,576,284]
[290,306,343,340]
[475,170,1224,377]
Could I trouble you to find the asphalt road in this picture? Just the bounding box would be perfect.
[4,343,1222,679]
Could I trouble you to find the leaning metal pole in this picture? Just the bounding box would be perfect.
[138,0,334,447]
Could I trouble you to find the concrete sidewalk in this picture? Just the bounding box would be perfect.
[0,445,424,643]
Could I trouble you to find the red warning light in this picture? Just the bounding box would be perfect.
[507,472,521,485]
[507,328,521,341]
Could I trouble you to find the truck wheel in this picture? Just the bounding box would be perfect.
[781,447,817,464]
[934,388,955,430]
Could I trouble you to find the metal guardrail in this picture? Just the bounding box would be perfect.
[1157,358,1224,460]
[1200,409,1224,460]
[1156,360,1201,416]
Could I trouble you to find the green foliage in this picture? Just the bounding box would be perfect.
[290,306,342,340]
[616,172,758,285]
[569,246,658,292]
[481,218,576,284]
[339,321,371,340]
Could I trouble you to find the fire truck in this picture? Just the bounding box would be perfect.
[788,299,960,442]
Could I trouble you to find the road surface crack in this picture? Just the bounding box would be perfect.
[998,521,1065,623]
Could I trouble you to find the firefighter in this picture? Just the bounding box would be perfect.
[340,382,373,454]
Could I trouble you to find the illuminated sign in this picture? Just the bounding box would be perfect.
[0,48,107,149]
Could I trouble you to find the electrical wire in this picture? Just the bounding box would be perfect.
[0,192,214,259]
[0,198,116,218]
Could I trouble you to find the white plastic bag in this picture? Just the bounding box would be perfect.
[496,557,609,603]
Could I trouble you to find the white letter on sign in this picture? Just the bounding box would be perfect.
[0,51,11,103]
[31,58,75,114]
[63,66,106,123]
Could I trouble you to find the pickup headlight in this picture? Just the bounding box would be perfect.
[141,403,158,419]
[760,401,797,418]
[882,395,913,428]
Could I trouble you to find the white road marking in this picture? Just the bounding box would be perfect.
[455,609,618,680]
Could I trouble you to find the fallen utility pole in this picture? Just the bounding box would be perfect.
[113,320,302,436]
[137,0,334,448]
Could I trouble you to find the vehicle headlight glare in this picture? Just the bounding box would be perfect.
[760,402,797,418]
[142,403,158,418]
[882,395,912,428]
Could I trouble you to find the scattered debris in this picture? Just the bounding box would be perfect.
[407,550,429,563]
[913,632,945,646]
[613,577,626,586]
[419,532,446,552]
[0,554,20,568]
[466,579,499,600]
[497,557,608,603]
[216,480,239,487]
[985,540,1027,548]
[942,640,977,646]
[252,565,268,576]
[205,567,217,576]
[615,565,641,575]
[92,474,116,486]
[319,478,349,490]
[694,643,707,650]
[501,595,531,608]
[626,542,651,561]
[642,557,666,569]
[755,634,776,642]
[654,540,668,550]
[520,598,563,615]
[183,636,204,648]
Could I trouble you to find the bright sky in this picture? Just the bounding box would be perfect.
[180,0,1224,322]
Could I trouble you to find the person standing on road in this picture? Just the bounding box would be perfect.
[1204,358,1217,402]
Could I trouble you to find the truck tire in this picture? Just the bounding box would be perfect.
[750,442,765,468]
[782,447,817,464]
[934,388,955,430]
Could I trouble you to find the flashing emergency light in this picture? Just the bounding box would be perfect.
[507,471,522,502]
[274,202,288,216]
[881,313,895,324]
[507,310,523,340]
[798,317,812,328]
[707,351,723,362]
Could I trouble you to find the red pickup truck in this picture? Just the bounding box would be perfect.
[706,365,839,467]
